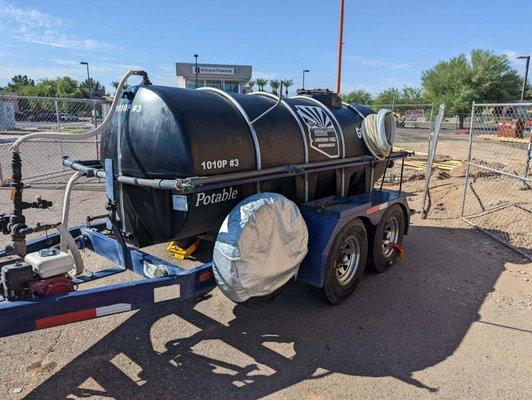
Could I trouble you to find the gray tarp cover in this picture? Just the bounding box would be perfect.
[213,193,309,303]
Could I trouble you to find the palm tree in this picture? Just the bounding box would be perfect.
[80,78,105,98]
[254,78,269,92]
[269,79,280,95]
[111,80,129,97]
[281,79,294,97]
[248,79,256,92]
[111,81,129,90]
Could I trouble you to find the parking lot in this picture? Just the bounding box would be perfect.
[0,179,530,400]
[0,99,530,400]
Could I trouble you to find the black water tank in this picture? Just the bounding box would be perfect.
[101,86,383,247]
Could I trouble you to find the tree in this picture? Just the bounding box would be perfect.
[422,49,521,127]
[80,78,105,97]
[5,75,35,92]
[16,77,87,99]
[254,78,269,92]
[17,78,58,97]
[269,79,280,95]
[341,89,373,105]
[399,86,425,104]
[55,77,85,98]
[111,80,129,94]
[281,79,294,97]
[248,79,256,92]
[373,88,401,106]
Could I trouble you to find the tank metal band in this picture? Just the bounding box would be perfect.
[248,92,309,164]
[292,95,347,196]
[249,91,310,201]
[197,87,262,171]
[343,102,366,120]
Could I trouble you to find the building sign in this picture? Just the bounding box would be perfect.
[404,108,425,119]
[192,66,235,75]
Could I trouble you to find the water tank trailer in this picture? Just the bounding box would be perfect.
[0,70,410,336]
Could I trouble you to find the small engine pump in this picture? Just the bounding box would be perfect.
[0,248,75,301]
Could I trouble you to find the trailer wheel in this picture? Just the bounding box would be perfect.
[369,204,405,273]
[318,218,367,305]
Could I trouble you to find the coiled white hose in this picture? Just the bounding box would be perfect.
[361,109,396,160]
[10,69,146,153]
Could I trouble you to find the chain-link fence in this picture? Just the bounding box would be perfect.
[0,95,110,186]
[0,138,103,186]
[0,94,110,133]
[460,102,531,260]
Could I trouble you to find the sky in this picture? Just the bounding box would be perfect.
[0,0,530,94]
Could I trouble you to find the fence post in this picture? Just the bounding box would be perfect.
[425,103,434,156]
[524,136,531,187]
[54,99,66,170]
[421,104,445,219]
[92,101,97,128]
[54,100,61,131]
[93,100,100,160]
[460,102,476,217]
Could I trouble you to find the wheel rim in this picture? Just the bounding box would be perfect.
[335,235,361,286]
[382,216,400,258]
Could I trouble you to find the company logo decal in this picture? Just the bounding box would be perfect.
[295,105,340,158]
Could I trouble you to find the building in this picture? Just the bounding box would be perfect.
[175,62,252,94]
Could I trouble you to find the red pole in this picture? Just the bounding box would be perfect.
[336,0,345,94]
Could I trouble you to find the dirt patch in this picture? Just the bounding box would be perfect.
[27,361,57,376]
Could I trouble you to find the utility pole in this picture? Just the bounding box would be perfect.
[80,61,92,98]
[336,0,345,94]
[517,55,530,101]
[194,54,199,89]
[302,69,309,90]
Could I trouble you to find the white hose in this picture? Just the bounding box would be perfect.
[10,69,146,153]
[361,109,397,160]
[60,171,84,251]
[55,223,84,276]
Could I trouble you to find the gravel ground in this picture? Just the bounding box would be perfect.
[0,177,530,400]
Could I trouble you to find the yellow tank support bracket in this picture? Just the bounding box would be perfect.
[167,238,201,260]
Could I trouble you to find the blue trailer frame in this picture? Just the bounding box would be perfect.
[0,189,409,338]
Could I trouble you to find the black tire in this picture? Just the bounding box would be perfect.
[368,204,405,273]
[317,218,368,305]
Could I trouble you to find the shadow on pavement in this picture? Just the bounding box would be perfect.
[24,225,529,399]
